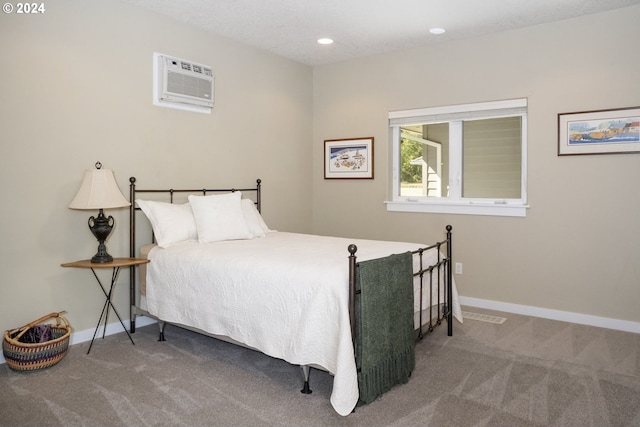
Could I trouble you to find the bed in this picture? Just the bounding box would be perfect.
[127,177,462,416]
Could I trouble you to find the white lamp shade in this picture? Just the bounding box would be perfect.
[69,168,131,210]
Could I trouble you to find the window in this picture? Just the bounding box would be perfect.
[386,99,528,217]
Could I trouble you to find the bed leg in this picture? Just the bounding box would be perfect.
[130,315,136,334]
[300,365,312,394]
[158,321,166,342]
[445,225,453,337]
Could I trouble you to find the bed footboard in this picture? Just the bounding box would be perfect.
[348,224,453,345]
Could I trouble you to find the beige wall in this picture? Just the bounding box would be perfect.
[313,6,640,323]
[0,0,313,333]
[1,1,639,341]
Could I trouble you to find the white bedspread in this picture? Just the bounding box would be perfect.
[144,231,461,416]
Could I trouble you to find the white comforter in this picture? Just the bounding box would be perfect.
[145,231,461,416]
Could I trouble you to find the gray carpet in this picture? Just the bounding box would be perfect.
[2,308,640,426]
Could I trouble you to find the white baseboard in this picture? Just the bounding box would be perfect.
[460,296,640,334]
[67,316,158,346]
[4,300,639,366]
[1,316,157,365]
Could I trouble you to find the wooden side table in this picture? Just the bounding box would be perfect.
[61,257,149,354]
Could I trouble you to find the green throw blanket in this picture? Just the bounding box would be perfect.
[355,251,415,405]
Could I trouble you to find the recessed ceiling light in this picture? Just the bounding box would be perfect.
[317,38,334,45]
[429,28,446,35]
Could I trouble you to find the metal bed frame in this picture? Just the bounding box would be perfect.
[127,177,454,395]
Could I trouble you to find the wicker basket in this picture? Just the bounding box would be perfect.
[2,312,71,371]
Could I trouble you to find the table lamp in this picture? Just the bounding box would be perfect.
[68,162,131,263]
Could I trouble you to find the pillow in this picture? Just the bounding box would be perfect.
[241,198,270,238]
[136,200,198,248]
[253,203,271,233]
[188,192,253,243]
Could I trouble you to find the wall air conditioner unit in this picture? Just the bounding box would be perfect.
[154,53,214,111]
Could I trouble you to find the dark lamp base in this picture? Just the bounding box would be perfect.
[91,252,114,264]
[89,209,115,264]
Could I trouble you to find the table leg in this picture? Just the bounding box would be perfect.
[101,268,120,339]
[87,292,111,354]
[87,267,135,354]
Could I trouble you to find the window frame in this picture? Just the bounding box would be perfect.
[386,98,529,217]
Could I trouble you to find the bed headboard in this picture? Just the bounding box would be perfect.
[128,177,262,257]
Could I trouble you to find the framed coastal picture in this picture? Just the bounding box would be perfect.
[558,106,640,156]
[324,137,374,179]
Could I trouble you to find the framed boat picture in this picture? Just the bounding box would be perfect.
[558,106,640,156]
[324,137,374,179]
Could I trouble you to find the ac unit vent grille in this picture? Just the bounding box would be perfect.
[166,71,212,100]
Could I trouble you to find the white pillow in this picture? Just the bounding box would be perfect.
[188,192,253,243]
[241,198,270,238]
[136,200,198,248]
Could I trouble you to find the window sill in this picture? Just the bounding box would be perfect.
[385,200,529,217]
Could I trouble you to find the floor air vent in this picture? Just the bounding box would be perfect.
[462,311,507,324]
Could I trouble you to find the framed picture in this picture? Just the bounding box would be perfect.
[324,137,374,179]
[558,106,640,156]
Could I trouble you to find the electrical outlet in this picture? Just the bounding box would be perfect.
[455,262,463,275]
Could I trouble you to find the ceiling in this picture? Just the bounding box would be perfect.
[119,0,640,66]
